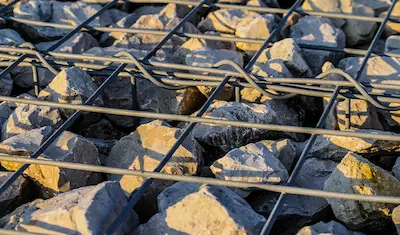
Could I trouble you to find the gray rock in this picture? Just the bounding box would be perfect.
[14,1,112,40]
[0,127,100,197]
[290,16,346,75]
[134,182,266,235]
[385,35,400,52]
[302,0,345,27]
[393,157,400,181]
[185,49,243,100]
[0,172,32,217]
[0,70,12,97]
[85,138,117,165]
[323,152,400,231]
[1,181,138,234]
[260,139,297,170]
[198,9,260,33]
[251,158,337,235]
[210,141,289,197]
[257,38,312,78]
[0,102,11,133]
[393,206,400,235]
[38,67,103,117]
[1,99,63,141]
[100,12,140,45]
[0,29,25,46]
[296,221,365,235]
[309,130,400,161]
[80,118,124,140]
[192,101,280,153]
[381,3,400,36]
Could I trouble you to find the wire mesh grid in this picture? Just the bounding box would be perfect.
[0,0,399,234]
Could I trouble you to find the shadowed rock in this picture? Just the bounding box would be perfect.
[296,220,365,235]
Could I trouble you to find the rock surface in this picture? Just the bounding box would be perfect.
[134,182,266,234]
[0,29,25,46]
[393,157,400,181]
[0,127,100,197]
[1,181,138,234]
[296,221,365,235]
[260,139,297,170]
[323,152,400,231]
[210,141,289,197]
[393,205,400,235]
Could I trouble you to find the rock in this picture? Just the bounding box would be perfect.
[296,221,365,235]
[0,71,12,97]
[79,118,125,140]
[290,16,346,75]
[302,0,345,27]
[393,206,400,235]
[0,127,101,197]
[134,182,266,234]
[106,120,202,218]
[382,3,400,36]
[251,158,337,235]
[1,100,63,141]
[185,49,243,100]
[259,139,297,170]
[35,32,99,54]
[198,9,260,33]
[192,101,283,153]
[38,67,103,117]
[385,35,400,52]
[0,172,33,217]
[210,141,289,197]
[235,14,276,56]
[323,152,400,231]
[108,9,128,24]
[341,2,377,46]
[14,1,112,40]
[0,102,11,133]
[100,13,140,45]
[1,181,138,234]
[0,29,25,46]
[257,38,312,78]
[85,138,117,165]
[393,157,400,181]
[309,130,400,161]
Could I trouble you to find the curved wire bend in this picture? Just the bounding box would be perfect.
[19,42,60,75]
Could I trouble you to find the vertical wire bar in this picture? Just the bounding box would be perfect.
[130,75,139,129]
[31,64,40,97]
[259,0,399,234]
[235,85,241,102]
[106,0,305,233]
[344,98,351,129]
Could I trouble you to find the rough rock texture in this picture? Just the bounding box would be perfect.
[210,141,288,197]
[251,158,337,235]
[296,221,365,235]
[0,70,12,97]
[385,35,400,52]
[38,67,103,117]
[235,14,276,55]
[1,100,63,141]
[257,38,312,78]
[13,1,112,40]
[192,101,280,153]
[393,206,400,235]
[198,9,260,33]
[1,182,138,234]
[382,3,400,36]
[185,49,243,100]
[309,130,400,161]
[260,139,297,170]
[324,152,400,231]
[290,16,346,75]
[0,29,24,46]
[302,0,345,27]
[0,127,101,197]
[393,157,400,181]
[134,182,266,235]
[0,102,11,133]
[106,120,202,219]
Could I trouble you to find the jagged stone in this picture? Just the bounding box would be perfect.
[0,102,11,134]
[296,221,365,235]
[257,38,312,78]
[302,0,345,27]
[385,35,400,52]
[134,182,266,234]
[1,100,63,141]
[192,101,282,153]
[393,157,400,181]
[198,9,260,33]
[0,70,12,97]
[259,139,297,170]
[185,49,243,100]
[324,152,400,231]
[85,138,117,165]
[38,67,103,118]
[210,141,288,197]
[382,3,400,36]
[79,118,125,140]
[393,206,400,235]
[1,181,138,234]
[235,14,276,55]
[100,13,140,45]
[280,12,301,39]
[251,158,337,235]
[309,130,400,161]
[290,16,346,75]
[0,127,101,197]
[0,29,25,46]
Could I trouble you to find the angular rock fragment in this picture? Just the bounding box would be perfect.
[0,102,11,132]
[134,182,266,234]
[35,32,99,54]
[381,3,400,36]
[324,152,400,231]
[260,139,297,170]
[1,99,63,141]
[309,130,400,161]
[0,127,101,197]
[198,9,260,33]
[106,120,202,219]
[302,0,345,27]
[210,141,289,197]
[185,49,243,100]
[0,71,12,97]
[79,118,125,140]
[296,220,365,235]
[1,181,138,234]
[257,38,312,78]
[0,29,25,46]
[251,158,337,235]
[100,12,140,45]
[385,35,400,52]
[290,16,346,75]
[393,205,400,235]
[393,157,400,181]
[38,67,103,117]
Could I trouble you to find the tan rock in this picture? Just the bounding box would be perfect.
[198,9,259,33]
[296,221,365,235]
[302,0,345,27]
[323,152,400,230]
[381,3,400,36]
